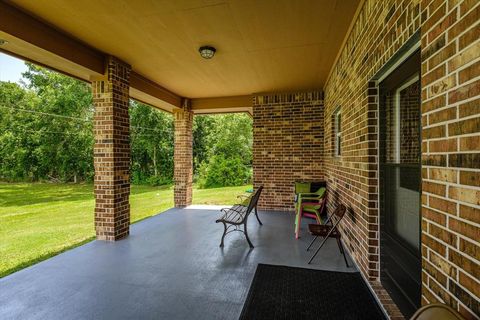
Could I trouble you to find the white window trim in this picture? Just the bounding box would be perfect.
[334,109,342,157]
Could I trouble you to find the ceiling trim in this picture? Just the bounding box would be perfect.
[191,95,252,115]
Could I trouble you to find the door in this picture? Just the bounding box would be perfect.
[379,50,421,317]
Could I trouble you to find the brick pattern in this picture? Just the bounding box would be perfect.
[420,1,480,318]
[92,56,131,241]
[323,0,479,319]
[323,0,418,280]
[371,281,405,320]
[173,100,193,207]
[323,1,419,319]
[252,92,324,211]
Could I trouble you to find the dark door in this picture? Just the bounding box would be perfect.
[379,50,421,318]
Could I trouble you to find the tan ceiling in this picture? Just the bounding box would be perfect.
[6,0,359,99]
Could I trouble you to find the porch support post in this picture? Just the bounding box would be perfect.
[92,56,131,241]
[174,99,193,207]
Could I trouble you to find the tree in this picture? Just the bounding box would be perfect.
[21,63,94,182]
[0,64,94,182]
[193,115,215,173]
[0,81,40,180]
[195,114,253,188]
[130,101,174,185]
[0,62,253,187]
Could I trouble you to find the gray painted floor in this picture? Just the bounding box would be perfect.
[0,208,355,320]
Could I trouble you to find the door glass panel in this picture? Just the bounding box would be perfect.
[384,74,420,251]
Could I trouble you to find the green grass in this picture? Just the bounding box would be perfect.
[0,182,251,278]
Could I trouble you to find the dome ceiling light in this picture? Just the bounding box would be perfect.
[199,46,216,59]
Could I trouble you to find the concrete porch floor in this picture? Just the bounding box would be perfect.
[0,208,356,320]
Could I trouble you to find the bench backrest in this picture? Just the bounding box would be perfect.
[246,186,263,215]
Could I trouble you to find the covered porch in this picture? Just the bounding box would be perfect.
[0,0,479,319]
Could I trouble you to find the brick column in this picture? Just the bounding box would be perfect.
[174,99,193,207]
[92,56,131,241]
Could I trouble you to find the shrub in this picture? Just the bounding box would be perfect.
[147,176,172,186]
[197,155,251,188]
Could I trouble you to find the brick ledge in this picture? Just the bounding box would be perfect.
[345,243,405,320]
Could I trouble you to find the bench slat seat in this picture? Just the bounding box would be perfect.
[217,204,248,224]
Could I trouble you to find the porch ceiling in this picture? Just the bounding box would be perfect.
[1,0,360,111]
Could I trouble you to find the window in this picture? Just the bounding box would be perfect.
[334,109,342,157]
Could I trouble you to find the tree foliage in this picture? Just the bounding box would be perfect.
[195,114,252,188]
[130,100,173,185]
[0,63,252,187]
[0,64,93,182]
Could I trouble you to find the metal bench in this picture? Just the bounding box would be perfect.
[216,186,263,248]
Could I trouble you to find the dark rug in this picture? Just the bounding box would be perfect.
[240,264,386,320]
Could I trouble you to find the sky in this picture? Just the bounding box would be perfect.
[0,52,28,83]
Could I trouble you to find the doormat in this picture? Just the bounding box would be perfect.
[240,264,386,320]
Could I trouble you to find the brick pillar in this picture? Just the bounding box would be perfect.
[92,56,131,241]
[174,99,193,207]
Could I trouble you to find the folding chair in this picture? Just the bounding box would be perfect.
[306,204,349,267]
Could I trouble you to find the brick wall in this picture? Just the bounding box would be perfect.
[323,0,479,318]
[420,0,479,318]
[253,92,324,211]
[173,100,193,207]
[92,56,131,241]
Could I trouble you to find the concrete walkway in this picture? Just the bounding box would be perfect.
[0,208,355,320]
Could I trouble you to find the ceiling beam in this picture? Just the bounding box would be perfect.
[191,95,252,115]
[130,72,181,108]
[0,1,104,75]
[0,1,181,110]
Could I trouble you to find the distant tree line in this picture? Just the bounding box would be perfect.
[0,63,252,188]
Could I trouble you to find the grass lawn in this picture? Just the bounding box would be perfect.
[0,182,250,278]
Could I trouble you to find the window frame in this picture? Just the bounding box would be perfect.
[334,108,342,157]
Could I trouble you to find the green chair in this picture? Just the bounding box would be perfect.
[294,181,311,223]
[295,182,311,196]
[295,185,327,239]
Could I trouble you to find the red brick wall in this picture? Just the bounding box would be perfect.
[421,0,480,318]
[92,56,131,241]
[253,92,324,211]
[324,0,480,318]
[173,100,193,207]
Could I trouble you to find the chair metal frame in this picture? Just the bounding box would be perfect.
[306,204,349,267]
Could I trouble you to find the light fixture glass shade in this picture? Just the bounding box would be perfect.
[199,46,216,59]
